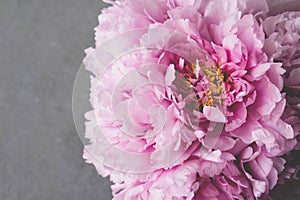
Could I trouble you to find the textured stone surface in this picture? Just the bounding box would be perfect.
[0,0,112,199]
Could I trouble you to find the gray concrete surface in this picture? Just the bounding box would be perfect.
[0,0,112,199]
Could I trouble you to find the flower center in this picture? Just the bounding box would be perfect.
[188,63,225,107]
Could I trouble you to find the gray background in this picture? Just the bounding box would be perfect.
[0,0,112,199]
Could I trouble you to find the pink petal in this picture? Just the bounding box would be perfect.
[203,106,227,123]
[165,64,176,86]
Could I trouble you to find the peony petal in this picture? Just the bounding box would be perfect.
[247,63,271,81]
[286,67,300,86]
[165,64,176,86]
[251,77,281,116]
[203,106,227,123]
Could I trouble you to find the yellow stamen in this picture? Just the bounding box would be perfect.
[187,63,225,107]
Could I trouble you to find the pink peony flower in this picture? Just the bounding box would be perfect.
[80,0,299,199]
[263,10,300,198]
[263,11,300,134]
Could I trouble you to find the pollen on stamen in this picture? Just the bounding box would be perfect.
[186,61,225,108]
